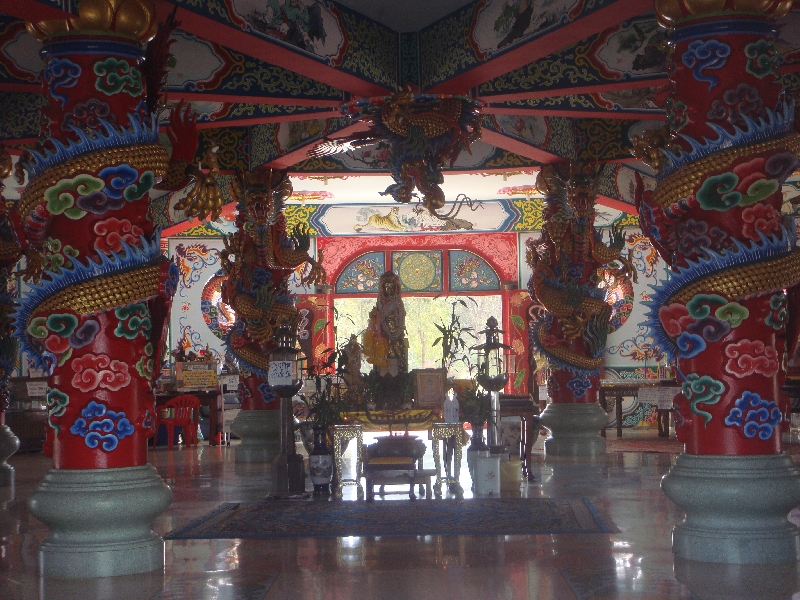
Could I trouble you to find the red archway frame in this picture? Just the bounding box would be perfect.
[309,233,527,394]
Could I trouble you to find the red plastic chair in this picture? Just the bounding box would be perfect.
[153,395,201,450]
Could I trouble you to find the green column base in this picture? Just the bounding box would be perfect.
[539,402,607,456]
[27,465,172,577]
[230,410,280,464]
[662,453,800,564]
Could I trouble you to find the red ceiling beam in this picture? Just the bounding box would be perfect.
[482,78,668,104]
[193,110,341,130]
[597,195,636,214]
[480,128,565,165]
[266,121,371,169]
[173,91,341,108]
[154,1,390,99]
[484,106,665,121]
[428,0,652,94]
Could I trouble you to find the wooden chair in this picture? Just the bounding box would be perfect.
[153,395,200,450]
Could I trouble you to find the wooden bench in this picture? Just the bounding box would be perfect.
[363,456,435,500]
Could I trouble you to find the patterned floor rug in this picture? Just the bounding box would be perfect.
[165,498,615,540]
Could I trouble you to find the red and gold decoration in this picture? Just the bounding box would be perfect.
[636,0,800,566]
[635,3,800,457]
[220,168,325,411]
[527,164,633,404]
[13,1,187,470]
[311,88,482,214]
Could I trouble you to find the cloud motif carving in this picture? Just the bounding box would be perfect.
[724,339,778,378]
[71,353,131,392]
[724,391,782,440]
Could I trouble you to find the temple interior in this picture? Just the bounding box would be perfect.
[3,0,800,598]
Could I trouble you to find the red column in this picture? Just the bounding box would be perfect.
[528,165,627,404]
[637,6,798,456]
[14,24,174,469]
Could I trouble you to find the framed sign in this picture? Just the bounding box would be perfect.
[413,368,447,410]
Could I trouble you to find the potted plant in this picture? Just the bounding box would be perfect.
[432,298,477,373]
[452,377,492,487]
[454,380,491,452]
[300,374,345,496]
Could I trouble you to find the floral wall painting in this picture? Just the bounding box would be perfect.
[169,239,227,362]
[201,270,236,340]
[592,18,669,78]
[1,25,43,79]
[335,251,385,294]
[449,250,500,291]
[232,0,346,62]
[329,139,496,172]
[277,118,331,154]
[167,30,226,90]
[392,251,443,293]
[492,115,548,147]
[470,0,581,56]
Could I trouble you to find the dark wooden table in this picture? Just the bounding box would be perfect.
[499,394,540,480]
[599,379,680,438]
[155,389,221,446]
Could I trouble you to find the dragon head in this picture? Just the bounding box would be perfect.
[230,168,292,237]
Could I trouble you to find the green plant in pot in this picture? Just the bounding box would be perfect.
[432,298,477,372]
[301,375,345,496]
[457,382,491,451]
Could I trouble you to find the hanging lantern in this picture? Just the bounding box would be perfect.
[472,316,515,393]
[268,323,307,399]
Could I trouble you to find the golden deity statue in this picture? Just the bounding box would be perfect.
[362,271,408,377]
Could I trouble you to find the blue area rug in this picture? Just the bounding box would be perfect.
[165,498,615,540]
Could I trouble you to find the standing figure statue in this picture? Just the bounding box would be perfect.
[376,271,407,377]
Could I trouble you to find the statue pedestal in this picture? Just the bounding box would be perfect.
[662,453,800,564]
[539,402,607,456]
[27,465,172,577]
[230,410,280,463]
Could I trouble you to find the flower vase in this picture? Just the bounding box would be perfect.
[467,422,489,486]
[308,426,333,496]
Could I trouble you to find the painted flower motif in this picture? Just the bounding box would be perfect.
[68,319,100,349]
[540,334,559,348]
[724,339,779,379]
[676,332,706,358]
[685,316,731,343]
[46,387,69,434]
[44,334,71,355]
[257,382,276,404]
[724,391,782,440]
[765,293,787,331]
[676,219,723,261]
[567,375,592,398]
[93,217,144,254]
[69,400,135,451]
[741,203,781,242]
[98,164,138,200]
[682,373,725,427]
[659,303,692,338]
[71,353,131,393]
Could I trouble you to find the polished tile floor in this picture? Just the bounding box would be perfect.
[2,431,800,600]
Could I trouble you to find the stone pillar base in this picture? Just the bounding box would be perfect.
[231,410,280,464]
[539,402,606,456]
[0,424,19,487]
[661,453,800,564]
[27,465,172,577]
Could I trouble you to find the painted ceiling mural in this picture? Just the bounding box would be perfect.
[3,1,800,232]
